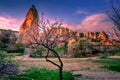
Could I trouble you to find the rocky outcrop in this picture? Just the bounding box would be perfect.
[17,5,39,46]
[82,32,108,40]
[50,27,111,46]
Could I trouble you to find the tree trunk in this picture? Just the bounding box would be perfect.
[59,67,63,80]
[44,46,63,80]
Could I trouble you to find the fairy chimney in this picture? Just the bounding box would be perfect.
[17,5,39,46]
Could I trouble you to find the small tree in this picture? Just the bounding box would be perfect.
[27,14,64,80]
[106,0,120,41]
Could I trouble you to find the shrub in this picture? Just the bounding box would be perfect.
[54,47,64,52]
[80,55,88,58]
[7,44,25,53]
[99,55,108,59]
[0,44,8,51]
[30,47,45,58]
[0,53,18,77]
[7,45,17,53]
[73,52,82,58]
[110,48,120,55]
[0,63,18,75]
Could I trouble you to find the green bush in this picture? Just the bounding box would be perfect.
[0,52,6,62]
[80,55,88,58]
[54,47,64,52]
[30,47,45,58]
[99,55,108,59]
[6,44,25,53]
[0,44,8,51]
[110,48,120,55]
[0,53,18,77]
[0,43,25,54]
[8,67,74,80]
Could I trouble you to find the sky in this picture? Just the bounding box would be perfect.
[0,0,112,32]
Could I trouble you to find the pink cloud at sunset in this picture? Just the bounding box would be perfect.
[0,16,21,31]
[64,13,112,32]
[0,13,112,33]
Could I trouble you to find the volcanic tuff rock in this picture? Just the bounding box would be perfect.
[16,5,117,46]
[53,27,114,46]
[17,5,39,45]
[83,32,108,40]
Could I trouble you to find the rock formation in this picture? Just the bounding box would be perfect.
[17,5,39,46]
[83,32,108,40]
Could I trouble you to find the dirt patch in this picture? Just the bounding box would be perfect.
[15,56,120,80]
[74,71,120,80]
[15,56,103,71]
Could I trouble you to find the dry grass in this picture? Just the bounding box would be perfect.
[15,55,103,71]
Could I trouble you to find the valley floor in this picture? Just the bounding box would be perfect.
[15,56,120,80]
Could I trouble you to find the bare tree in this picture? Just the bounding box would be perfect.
[27,14,64,80]
[106,0,120,41]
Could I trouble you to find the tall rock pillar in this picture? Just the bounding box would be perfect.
[17,5,39,46]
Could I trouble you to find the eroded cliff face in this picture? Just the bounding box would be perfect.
[17,5,39,45]
[83,32,108,40]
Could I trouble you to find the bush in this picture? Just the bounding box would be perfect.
[0,63,18,75]
[7,44,25,53]
[110,48,120,55]
[80,55,88,58]
[0,44,8,51]
[30,47,45,58]
[54,47,64,52]
[0,53,18,77]
[7,45,17,53]
[73,52,82,58]
[99,55,108,59]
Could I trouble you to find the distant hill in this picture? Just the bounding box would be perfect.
[0,29,19,38]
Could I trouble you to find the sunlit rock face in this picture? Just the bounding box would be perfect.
[17,5,39,46]
[83,32,108,40]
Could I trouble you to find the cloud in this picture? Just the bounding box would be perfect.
[0,13,111,33]
[64,13,111,32]
[0,16,21,31]
[76,9,88,14]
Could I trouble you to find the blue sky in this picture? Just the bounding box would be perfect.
[0,0,112,31]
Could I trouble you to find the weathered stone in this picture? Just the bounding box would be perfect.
[17,5,39,46]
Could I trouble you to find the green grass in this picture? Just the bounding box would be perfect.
[99,55,108,59]
[80,55,88,58]
[7,67,74,80]
[73,74,82,77]
[54,47,64,52]
[95,57,120,72]
[110,48,120,55]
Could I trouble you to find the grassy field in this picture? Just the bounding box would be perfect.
[4,67,74,80]
[95,56,120,72]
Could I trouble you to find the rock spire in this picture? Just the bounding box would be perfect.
[17,5,39,46]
